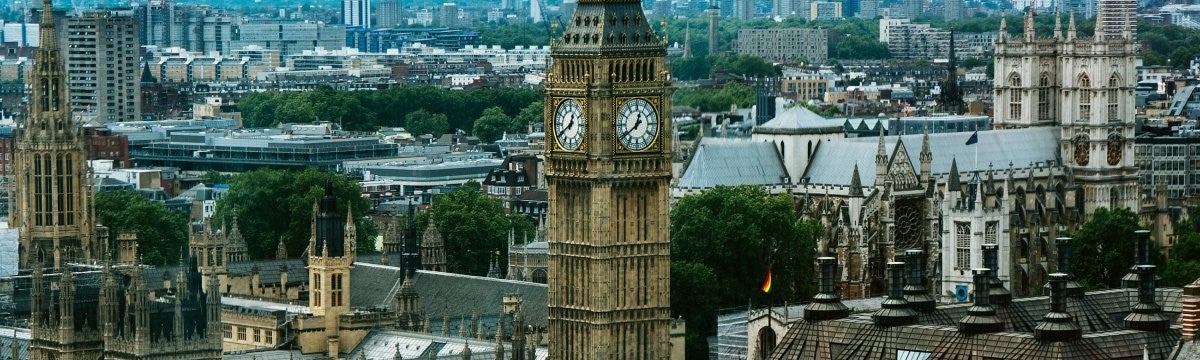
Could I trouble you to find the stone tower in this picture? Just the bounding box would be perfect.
[420,217,447,272]
[14,0,98,270]
[992,11,1138,213]
[307,181,356,357]
[544,0,673,356]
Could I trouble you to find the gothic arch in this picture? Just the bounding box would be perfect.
[757,327,777,359]
[1008,73,1022,87]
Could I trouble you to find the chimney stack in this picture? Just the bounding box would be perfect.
[982,244,1011,305]
[1045,237,1085,297]
[958,268,1005,334]
[1182,280,1200,340]
[872,262,918,327]
[1123,265,1170,332]
[902,250,935,313]
[1034,273,1082,342]
[1122,230,1152,289]
[804,257,850,321]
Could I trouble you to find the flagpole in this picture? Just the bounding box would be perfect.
[974,126,979,172]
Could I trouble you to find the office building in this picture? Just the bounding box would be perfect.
[856,0,877,18]
[56,9,142,123]
[1097,0,1135,38]
[809,1,842,20]
[376,0,404,28]
[439,3,461,27]
[344,0,372,27]
[230,21,347,56]
[139,2,234,54]
[944,0,963,20]
[734,0,754,19]
[735,28,829,63]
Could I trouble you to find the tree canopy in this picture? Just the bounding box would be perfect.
[412,183,535,276]
[212,168,377,260]
[670,185,821,358]
[405,109,451,138]
[237,85,542,137]
[1162,209,1200,287]
[95,190,190,265]
[472,106,519,143]
[673,82,756,112]
[1068,207,1154,289]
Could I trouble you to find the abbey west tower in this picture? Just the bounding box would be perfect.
[14,0,98,270]
[991,11,1139,214]
[544,0,673,356]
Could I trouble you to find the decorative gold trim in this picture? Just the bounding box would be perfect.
[551,97,587,153]
[614,97,661,152]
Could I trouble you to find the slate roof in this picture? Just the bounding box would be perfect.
[804,127,1060,186]
[677,138,790,189]
[412,270,548,328]
[346,329,549,360]
[349,263,548,328]
[769,287,1185,360]
[223,350,325,360]
[755,106,843,135]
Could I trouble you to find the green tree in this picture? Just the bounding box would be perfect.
[670,262,720,358]
[1162,210,1200,286]
[472,106,515,143]
[670,56,715,81]
[212,168,377,260]
[673,82,756,112]
[405,109,451,137]
[1069,207,1149,289]
[513,100,544,130]
[713,54,780,76]
[95,191,190,265]
[414,184,515,276]
[201,170,234,186]
[670,185,820,358]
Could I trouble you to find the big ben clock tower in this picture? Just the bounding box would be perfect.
[544,0,673,357]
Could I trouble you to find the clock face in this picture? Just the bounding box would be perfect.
[616,98,659,151]
[1107,137,1123,166]
[554,99,584,151]
[1074,141,1090,166]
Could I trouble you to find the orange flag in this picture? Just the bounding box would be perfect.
[761,266,773,293]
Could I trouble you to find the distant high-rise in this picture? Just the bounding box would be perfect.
[1096,0,1135,38]
[343,0,372,27]
[734,0,753,19]
[944,0,963,20]
[376,0,404,28]
[139,2,233,54]
[652,0,672,19]
[439,2,460,27]
[55,9,142,123]
[857,0,878,18]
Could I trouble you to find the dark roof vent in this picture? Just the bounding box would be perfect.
[902,250,935,313]
[1124,265,1171,332]
[982,244,1011,305]
[1044,237,1085,297]
[958,268,1005,334]
[804,257,850,321]
[1034,273,1082,342]
[872,262,918,327]
[1122,230,1153,289]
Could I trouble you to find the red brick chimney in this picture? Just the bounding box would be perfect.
[1183,280,1200,340]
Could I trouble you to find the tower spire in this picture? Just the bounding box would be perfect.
[874,124,888,187]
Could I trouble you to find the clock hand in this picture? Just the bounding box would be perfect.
[558,116,575,137]
[623,116,644,138]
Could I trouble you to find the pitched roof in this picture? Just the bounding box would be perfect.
[803,127,1060,186]
[677,138,790,189]
[755,106,843,135]
[349,263,549,328]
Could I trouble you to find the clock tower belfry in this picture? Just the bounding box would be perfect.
[544,0,673,357]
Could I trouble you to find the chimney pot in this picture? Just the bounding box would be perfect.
[804,257,850,321]
[982,244,1011,305]
[958,268,1004,334]
[1124,265,1170,332]
[872,261,918,327]
[903,250,935,313]
[1034,273,1082,342]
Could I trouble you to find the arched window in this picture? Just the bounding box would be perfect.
[1108,74,1120,121]
[1009,74,1022,120]
[1079,74,1092,121]
[757,327,777,359]
[1038,74,1051,120]
[1110,187,1121,209]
